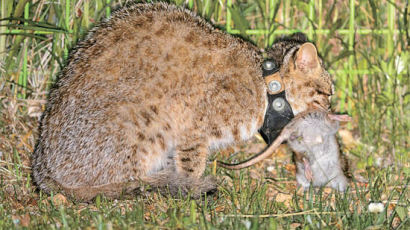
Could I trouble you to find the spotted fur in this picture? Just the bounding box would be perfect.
[266,33,333,114]
[32,3,333,202]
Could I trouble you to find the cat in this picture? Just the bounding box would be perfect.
[219,110,350,191]
[32,2,334,201]
[266,33,333,114]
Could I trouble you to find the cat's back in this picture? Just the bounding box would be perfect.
[41,2,267,140]
[61,3,260,87]
[33,3,267,190]
[48,2,264,116]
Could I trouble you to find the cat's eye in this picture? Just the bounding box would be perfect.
[272,98,285,111]
[262,60,276,71]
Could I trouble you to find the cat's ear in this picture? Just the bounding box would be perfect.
[295,43,320,72]
[290,32,307,42]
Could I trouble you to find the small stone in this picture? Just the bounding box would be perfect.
[266,166,275,172]
[368,202,384,213]
[52,193,68,206]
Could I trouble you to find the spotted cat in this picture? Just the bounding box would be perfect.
[32,2,333,201]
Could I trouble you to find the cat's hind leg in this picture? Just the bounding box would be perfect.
[58,181,143,202]
[142,169,217,198]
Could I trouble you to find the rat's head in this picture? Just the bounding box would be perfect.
[287,112,350,153]
[266,33,333,115]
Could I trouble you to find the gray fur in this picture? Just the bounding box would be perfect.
[287,111,348,191]
[219,110,349,191]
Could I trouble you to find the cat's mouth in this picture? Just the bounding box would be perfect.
[258,59,295,145]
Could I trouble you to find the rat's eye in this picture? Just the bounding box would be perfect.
[290,133,302,141]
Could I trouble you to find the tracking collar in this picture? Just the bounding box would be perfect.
[258,59,294,145]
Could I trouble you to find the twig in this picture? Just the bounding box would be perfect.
[313,208,328,227]
[224,209,343,218]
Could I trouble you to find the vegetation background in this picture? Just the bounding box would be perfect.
[0,0,408,228]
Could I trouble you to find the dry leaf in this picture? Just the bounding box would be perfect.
[387,203,396,211]
[285,164,296,173]
[265,187,279,201]
[323,187,333,194]
[338,129,357,149]
[144,211,151,220]
[392,217,401,228]
[214,205,225,212]
[275,193,293,207]
[12,213,30,227]
[218,146,238,158]
[26,99,46,118]
[290,223,301,229]
[273,144,289,158]
[52,193,68,206]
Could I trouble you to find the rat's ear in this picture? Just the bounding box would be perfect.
[327,114,349,134]
[295,43,320,72]
[328,114,351,122]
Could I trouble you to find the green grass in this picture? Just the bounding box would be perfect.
[1,162,408,228]
[0,0,409,229]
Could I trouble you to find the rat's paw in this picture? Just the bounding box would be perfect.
[329,175,348,191]
[296,171,311,189]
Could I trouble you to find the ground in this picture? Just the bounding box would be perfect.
[0,100,407,228]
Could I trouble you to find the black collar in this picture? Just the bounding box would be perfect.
[258,60,294,145]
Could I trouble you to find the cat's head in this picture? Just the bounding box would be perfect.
[266,33,333,115]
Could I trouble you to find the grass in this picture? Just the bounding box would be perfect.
[0,0,409,229]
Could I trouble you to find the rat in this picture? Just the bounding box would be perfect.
[218,110,350,191]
